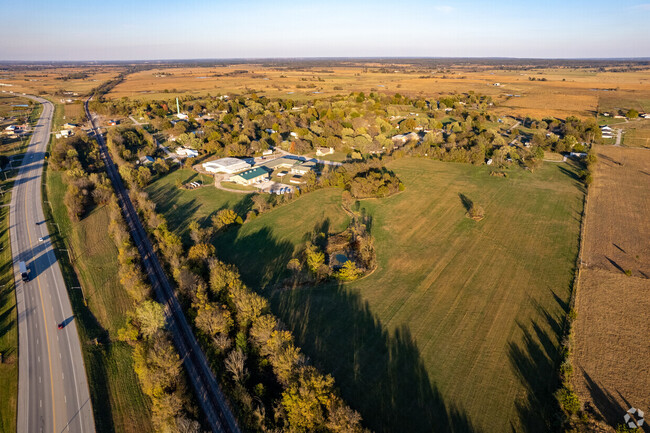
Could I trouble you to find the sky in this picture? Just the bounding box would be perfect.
[1,0,650,61]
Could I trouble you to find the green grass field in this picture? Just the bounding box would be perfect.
[622,120,650,148]
[0,201,17,433]
[45,141,153,431]
[201,158,583,433]
[146,168,248,242]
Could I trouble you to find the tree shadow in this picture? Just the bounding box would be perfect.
[605,256,626,274]
[216,221,481,433]
[458,193,473,212]
[580,369,630,428]
[508,311,564,433]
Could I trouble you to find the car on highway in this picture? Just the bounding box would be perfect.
[38,237,44,242]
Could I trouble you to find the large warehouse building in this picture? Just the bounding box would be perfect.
[202,157,252,174]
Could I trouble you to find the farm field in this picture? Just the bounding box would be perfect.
[103,64,650,119]
[169,157,586,432]
[572,146,650,427]
[621,119,650,148]
[0,67,120,98]
[45,151,153,431]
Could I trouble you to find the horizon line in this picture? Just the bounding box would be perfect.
[1,56,650,64]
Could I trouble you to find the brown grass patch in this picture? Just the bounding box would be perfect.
[572,145,650,426]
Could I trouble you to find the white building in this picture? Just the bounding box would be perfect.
[202,157,252,174]
[175,147,199,158]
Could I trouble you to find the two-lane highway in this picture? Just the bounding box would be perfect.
[10,96,95,433]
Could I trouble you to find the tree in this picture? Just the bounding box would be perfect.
[626,109,639,119]
[305,244,325,274]
[225,348,247,383]
[282,366,336,431]
[212,209,242,230]
[336,261,361,281]
[135,300,165,338]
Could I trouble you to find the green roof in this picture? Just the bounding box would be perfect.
[236,167,269,180]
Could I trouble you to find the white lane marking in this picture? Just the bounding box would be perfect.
[39,400,42,408]
[37,356,40,363]
[62,373,64,380]
[64,395,67,403]
[39,376,41,383]
[36,338,39,345]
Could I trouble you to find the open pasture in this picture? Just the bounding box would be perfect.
[194,158,584,432]
[572,145,650,427]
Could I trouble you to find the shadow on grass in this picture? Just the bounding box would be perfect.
[216,220,481,433]
[508,300,568,433]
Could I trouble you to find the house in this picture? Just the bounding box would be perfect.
[289,175,304,184]
[570,152,587,159]
[614,115,625,119]
[290,132,299,139]
[642,113,650,119]
[265,128,277,134]
[175,147,199,158]
[391,132,420,145]
[486,159,493,165]
[262,149,273,156]
[203,157,252,174]
[600,125,613,132]
[290,161,317,175]
[63,123,78,129]
[316,146,334,156]
[140,156,155,165]
[60,129,73,138]
[229,167,269,185]
[108,120,117,126]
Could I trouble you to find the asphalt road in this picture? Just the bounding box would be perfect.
[10,96,95,433]
[85,101,240,433]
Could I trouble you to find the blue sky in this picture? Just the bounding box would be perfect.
[1,0,649,60]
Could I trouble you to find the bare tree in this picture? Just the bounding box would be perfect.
[225,348,247,383]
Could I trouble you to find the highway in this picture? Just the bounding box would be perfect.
[85,101,240,433]
[10,96,95,432]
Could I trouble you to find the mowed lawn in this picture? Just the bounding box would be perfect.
[146,168,246,243]
[208,158,583,433]
[46,170,153,433]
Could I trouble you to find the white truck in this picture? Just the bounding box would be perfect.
[19,261,28,282]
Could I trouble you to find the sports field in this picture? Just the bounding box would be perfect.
[184,158,583,432]
[572,146,650,427]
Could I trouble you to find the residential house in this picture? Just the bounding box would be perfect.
[176,147,199,158]
[140,156,155,165]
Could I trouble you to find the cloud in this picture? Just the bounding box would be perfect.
[631,3,650,9]
[434,5,454,13]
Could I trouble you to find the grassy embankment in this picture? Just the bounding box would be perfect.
[42,103,153,433]
[0,98,43,432]
[148,157,584,432]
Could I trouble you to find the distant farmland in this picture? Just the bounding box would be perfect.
[102,64,650,119]
[144,158,586,432]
